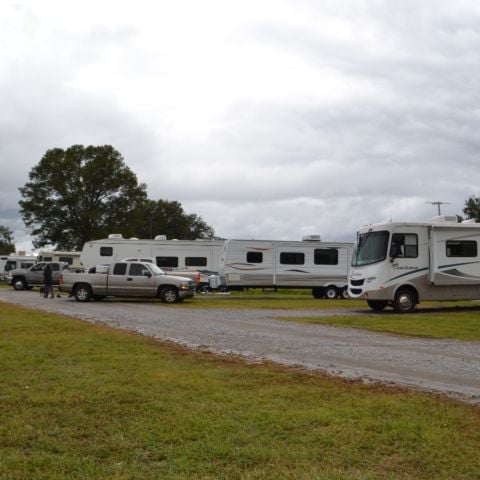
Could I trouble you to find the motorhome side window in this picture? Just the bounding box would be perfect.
[156,256,179,268]
[280,252,305,265]
[59,256,73,265]
[113,263,127,275]
[446,240,477,257]
[314,249,338,265]
[247,252,263,263]
[390,234,418,258]
[185,257,207,267]
[100,247,113,257]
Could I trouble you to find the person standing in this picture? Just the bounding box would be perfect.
[43,263,54,298]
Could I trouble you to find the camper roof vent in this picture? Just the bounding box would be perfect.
[431,216,459,223]
[154,235,167,240]
[108,233,123,239]
[302,235,321,241]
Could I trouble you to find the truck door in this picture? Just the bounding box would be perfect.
[125,263,156,296]
[28,263,46,285]
[108,263,128,295]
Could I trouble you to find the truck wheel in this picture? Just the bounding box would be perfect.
[393,288,417,313]
[73,284,92,302]
[160,286,178,303]
[325,286,338,299]
[12,277,26,291]
[340,286,349,299]
[312,287,324,299]
[367,300,388,311]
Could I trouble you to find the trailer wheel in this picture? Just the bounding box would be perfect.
[12,277,27,291]
[367,300,388,311]
[160,286,178,303]
[312,287,324,299]
[73,284,92,302]
[393,288,417,313]
[325,286,338,299]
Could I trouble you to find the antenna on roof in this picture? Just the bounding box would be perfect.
[425,201,450,215]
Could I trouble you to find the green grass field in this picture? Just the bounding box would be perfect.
[1,302,479,479]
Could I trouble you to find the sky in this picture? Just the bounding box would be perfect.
[1,0,480,253]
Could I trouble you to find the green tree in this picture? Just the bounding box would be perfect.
[463,196,480,222]
[19,145,147,250]
[0,225,15,254]
[138,199,215,239]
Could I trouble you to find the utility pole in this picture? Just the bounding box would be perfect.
[426,201,451,216]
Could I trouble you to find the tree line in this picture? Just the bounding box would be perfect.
[13,144,215,251]
[2,144,480,252]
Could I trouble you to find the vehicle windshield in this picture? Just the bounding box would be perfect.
[352,230,389,266]
[149,264,166,275]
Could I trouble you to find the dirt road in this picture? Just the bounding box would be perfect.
[1,289,479,404]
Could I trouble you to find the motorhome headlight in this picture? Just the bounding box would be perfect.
[366,277,377,283]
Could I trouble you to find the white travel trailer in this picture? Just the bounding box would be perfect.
[0,254,36,280]
[219,237,354,298]
[348,216,480,312]
[37,250,82,268]
[80,235,225,272]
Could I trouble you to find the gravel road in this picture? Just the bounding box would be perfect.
[2,289,480,404]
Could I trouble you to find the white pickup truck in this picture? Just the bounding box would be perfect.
[59,261,195,303]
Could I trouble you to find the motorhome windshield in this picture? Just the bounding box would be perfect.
[352,230,389,266]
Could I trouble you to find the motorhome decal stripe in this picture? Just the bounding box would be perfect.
[387,267,428,283]
[440,268,480,280]
[438,260,480,269]
[285,269,310,273]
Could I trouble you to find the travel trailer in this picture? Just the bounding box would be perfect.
[348,216,480,312]
[219,237,354,298]
[80,235,225,272]
[37,250,82,268]
[0,254,36,281]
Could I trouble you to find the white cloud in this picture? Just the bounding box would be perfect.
[1,0,480,252]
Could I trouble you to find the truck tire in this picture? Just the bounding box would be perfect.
[393,288,417,313]
[159,286,178,304]
[325,286,338,299]
[340,286,349,299]
[12,277,27,291]
[73,284,93,302]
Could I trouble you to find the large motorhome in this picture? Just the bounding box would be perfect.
[348,216,480,312]
[37,250,82,268]
[219,237,354,298]
[80,235,225,272]
[0,254,36,281]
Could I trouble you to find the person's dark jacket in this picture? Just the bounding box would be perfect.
[44,264,53,286]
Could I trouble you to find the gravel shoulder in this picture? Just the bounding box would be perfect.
[2,289,480,404]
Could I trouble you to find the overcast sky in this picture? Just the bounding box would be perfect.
[1,0,480,252]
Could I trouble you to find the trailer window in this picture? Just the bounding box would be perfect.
[5,261,17,271]
[59,256,73,265]
[40,256,53,262]
[156,256,179,269]
[185,257,207,267]
[314,249,338,265]
[247,252,263,263]
[100,247,113,257]
[446,240,477,257]
[280,252,305,265]
[390,234,418,258]
[113,263,127,275]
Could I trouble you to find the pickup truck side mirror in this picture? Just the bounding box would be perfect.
[143,271,152,278]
